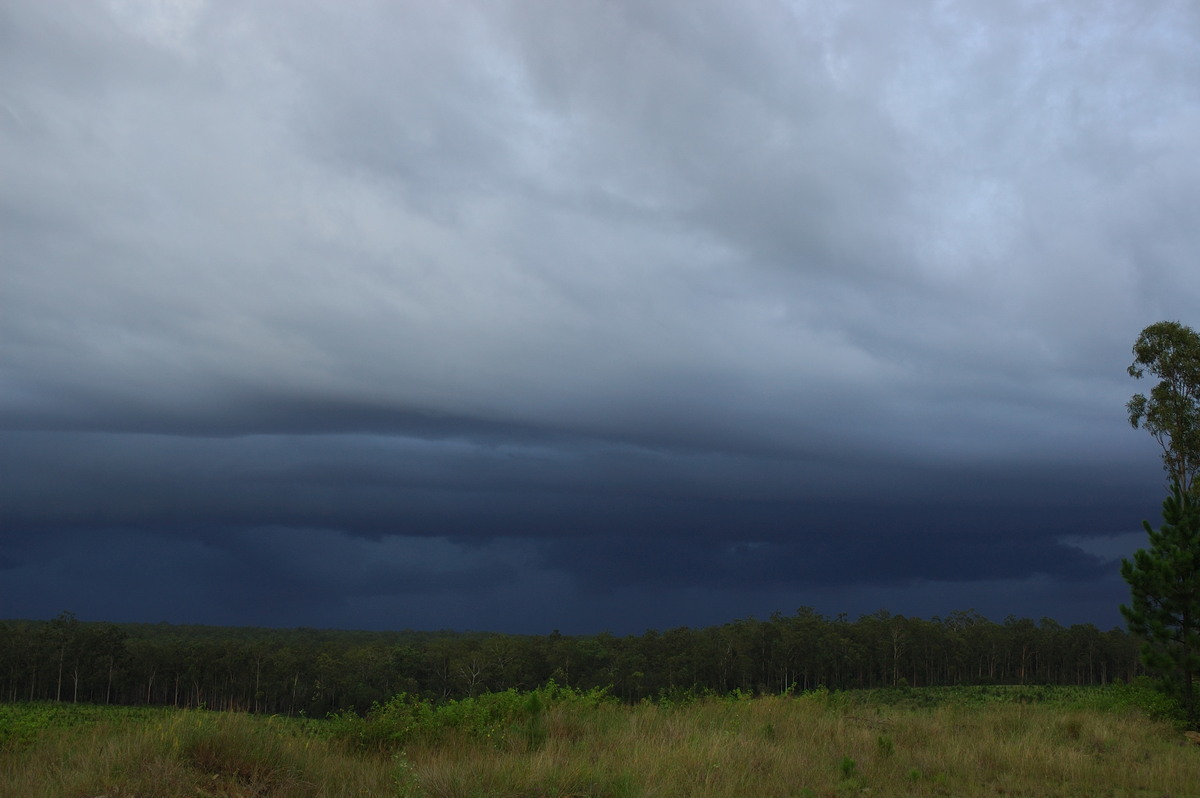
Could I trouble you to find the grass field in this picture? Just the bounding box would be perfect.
[1,684,1196,797]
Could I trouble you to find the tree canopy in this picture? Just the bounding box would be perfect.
[1120,484,1200,724]
[1127,320,1200,494]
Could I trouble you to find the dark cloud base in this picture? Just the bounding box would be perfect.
[1,423,1164,635]
[0,518,1143,636]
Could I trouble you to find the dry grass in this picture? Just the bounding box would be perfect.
[2,691,1197,797]
[399,695,1200,798]
[0,710,400,797]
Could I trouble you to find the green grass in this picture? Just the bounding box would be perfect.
[2,684,1197,797]
[0,701,168,750]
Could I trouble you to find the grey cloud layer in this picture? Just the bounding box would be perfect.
[6,1,1192,444]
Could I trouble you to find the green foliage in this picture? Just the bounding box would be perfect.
[836,754,862,792]
[795,684,852,712]
[522,688,547,747]
[1121,485,1200,725]
[1128,320,1200,493]
[876,733,894,757]
[1081,677,1187,726]
[0,702,166,750]
[795,682,1186,723]
[328,681,614,752]
[325,692,434,751]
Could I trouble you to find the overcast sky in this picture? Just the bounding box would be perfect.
[3,0,1198,635]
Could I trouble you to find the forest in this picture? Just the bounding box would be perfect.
[0,608,1141,716]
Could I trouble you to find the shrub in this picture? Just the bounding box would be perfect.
[327,681,615,752]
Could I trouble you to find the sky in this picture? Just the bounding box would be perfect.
[3,0,1199,635]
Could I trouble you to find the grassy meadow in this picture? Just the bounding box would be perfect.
[1,683,1197,797]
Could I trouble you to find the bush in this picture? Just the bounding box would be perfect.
[1086,678,1187,726]
[327,681,615,752]
[329,692,435,751]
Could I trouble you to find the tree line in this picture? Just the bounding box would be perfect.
[0,609,1141,715]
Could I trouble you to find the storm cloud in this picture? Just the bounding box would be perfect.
[3,0,1197,633]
